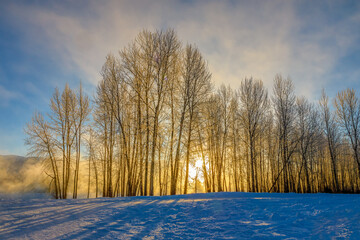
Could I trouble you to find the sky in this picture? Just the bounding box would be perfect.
[0,0,360,156]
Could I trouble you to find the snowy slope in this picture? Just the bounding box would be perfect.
[0,192,359,239]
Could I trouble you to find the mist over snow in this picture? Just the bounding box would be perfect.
[0,155,46,194]
[0,155,97,198]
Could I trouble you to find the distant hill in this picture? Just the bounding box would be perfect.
[0,155,47,193]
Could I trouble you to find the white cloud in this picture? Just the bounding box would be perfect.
[6,0,360,100]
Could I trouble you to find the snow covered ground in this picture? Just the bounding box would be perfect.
[0,192,359,239]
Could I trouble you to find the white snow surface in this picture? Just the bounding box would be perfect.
[0,192,359,239]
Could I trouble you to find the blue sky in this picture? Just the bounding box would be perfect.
[0,0,360,155]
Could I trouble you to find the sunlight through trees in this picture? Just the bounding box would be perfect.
[25,29,360,198]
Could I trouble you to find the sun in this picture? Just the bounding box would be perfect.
[188,156,204,182]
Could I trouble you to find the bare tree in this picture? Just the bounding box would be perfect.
[149,29,181,196]
[49,85,78,199]
[319,90,340,192]
[26,84,90,199]
[25,112,61,198]
[270,75,297,193]
[73,83,90,199]
[335,89,360,177]
[238,78,268,192]
[295,97,319,193]
[180,44,211,194]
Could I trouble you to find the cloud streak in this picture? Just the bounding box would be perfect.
[0,85,23,107]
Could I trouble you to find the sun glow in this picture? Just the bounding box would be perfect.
[187,156,206,193]
[188,155,206,185]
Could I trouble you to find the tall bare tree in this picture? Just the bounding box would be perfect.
[335,89,360,177]
[182,44,211,194]
[319,90,340,192]
[25,112,61,198]
[295,97,319,193]
[270,75,297,193]
[238,78,268,192]
[73,83,90,199]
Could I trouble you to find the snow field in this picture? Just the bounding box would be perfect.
[0,192,359,239]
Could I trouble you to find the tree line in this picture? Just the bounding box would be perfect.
[25,29,360,199]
